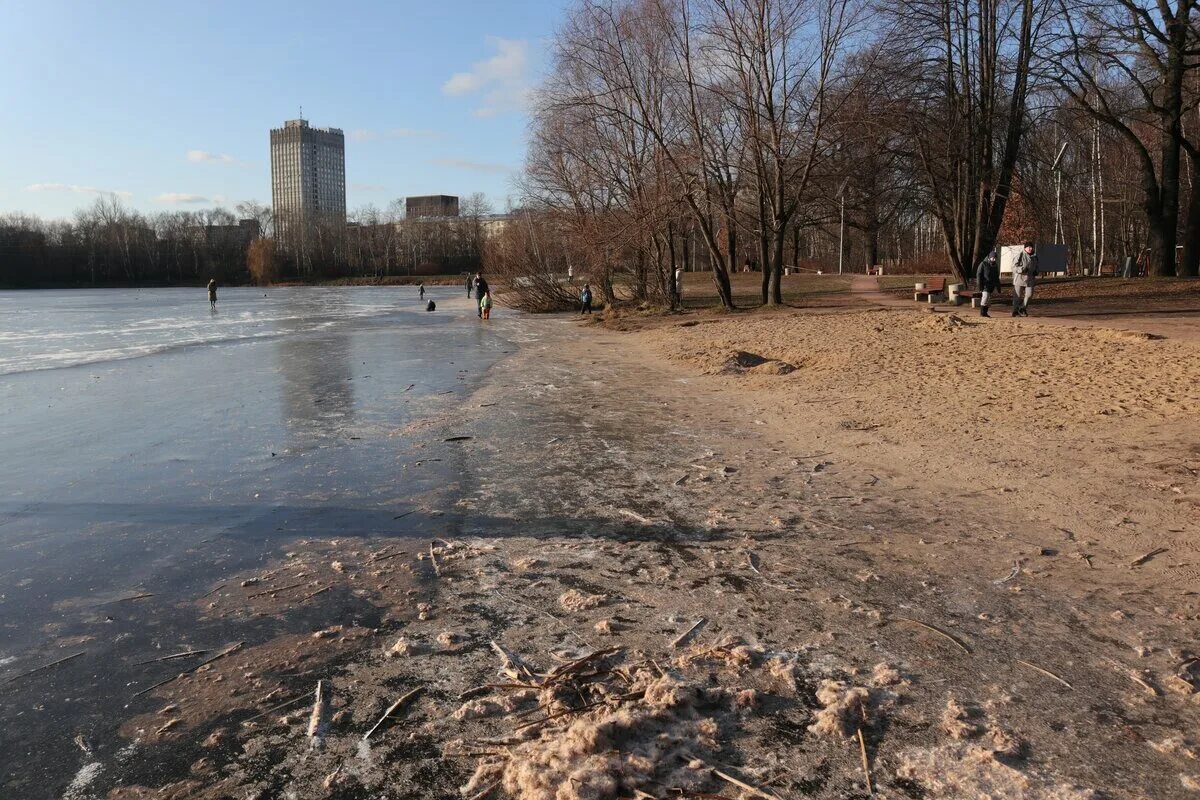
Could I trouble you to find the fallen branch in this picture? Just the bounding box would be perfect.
[994,561,1021,584]
[4,651,85,684]
[514,699,606,732]
[367,550,407,564]
[1104,658,1159,696]
[548,648,623,681]
[241,692,310,724]
[130,642,244,699]
[891,616,971,654]
[107,592,155,604]
[132,650,208,666]
[429,543,442,577]
[683,754,781,800]
[247,581,306,600]
[671,618,707,649]
[490,640,537,681]
[857,727,873,795]
[1130,548,1167,567]
[1015,659,1073,689]
[307,680,330,746]
[199,583,226,600]
[297,585,332,602]
[1124,670,1159,697]
[363,686,423,740]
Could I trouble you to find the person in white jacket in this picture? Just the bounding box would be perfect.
[1012,242,1037,317]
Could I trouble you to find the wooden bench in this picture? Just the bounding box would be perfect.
[913,278,947,303]
[867,265,884,276]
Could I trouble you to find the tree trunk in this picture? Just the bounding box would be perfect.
[759,231,771,305]
[1181,153,1200,277]
[770,226,785,305]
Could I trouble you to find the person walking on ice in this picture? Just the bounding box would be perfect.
[480,290,493,320]
[975,249,999,317]
[1012,242,1037,317]
[207,278,218,310]
[474,274,489,318]
[418,283,425,301]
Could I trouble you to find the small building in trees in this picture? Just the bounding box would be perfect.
[406,195,460,219]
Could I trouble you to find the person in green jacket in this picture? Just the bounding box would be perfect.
[480,290,493,320]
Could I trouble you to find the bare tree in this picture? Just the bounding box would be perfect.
[888,0,1048,281]
[1049,0,1200,276]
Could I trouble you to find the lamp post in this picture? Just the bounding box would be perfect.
[1051,141,1068,244]
[837,178,849,275]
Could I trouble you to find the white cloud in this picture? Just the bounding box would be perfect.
[350,128,435,143]
[186,149,249,167]
[431,158,513,176]
[26,183,132,199]
[156,192,209,205]
[351,182,387,191]
[441,36,531,117]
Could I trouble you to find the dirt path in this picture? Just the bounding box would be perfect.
[98,310,1200,800]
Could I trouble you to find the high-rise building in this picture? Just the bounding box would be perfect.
[270,119,346,247]
[406,195,459,219]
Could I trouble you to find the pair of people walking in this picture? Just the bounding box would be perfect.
[975,242,1037,318]
[473,274,490,318]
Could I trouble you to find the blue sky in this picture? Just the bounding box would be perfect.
[0,0,563,220]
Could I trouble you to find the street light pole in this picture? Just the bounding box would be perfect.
[1051,141,1068,246]
[837,178,849,275]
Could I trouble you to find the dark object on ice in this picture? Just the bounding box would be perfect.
[444,436,473,442]
[426,300,436,312]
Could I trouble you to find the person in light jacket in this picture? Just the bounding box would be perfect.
[1012,242,1037,317]
[975,250,1000,317]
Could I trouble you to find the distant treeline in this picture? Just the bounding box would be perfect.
[0,195,492,287]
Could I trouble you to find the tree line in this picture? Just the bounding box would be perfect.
[484,0,1199,310]
[0,194,494,288]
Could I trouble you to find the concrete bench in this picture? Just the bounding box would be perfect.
[954,289,1008,308]
[914,278,947,303]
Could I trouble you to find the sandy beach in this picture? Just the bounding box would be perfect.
[2,282,1198,799]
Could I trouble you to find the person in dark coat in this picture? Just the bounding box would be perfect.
[474,275,489,317]
[466,275,474,298]
[207,278,218,310]
[580,284,594,314]
[974,250,1000,317]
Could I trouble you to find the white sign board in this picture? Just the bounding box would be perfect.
[999,244,1069,275]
